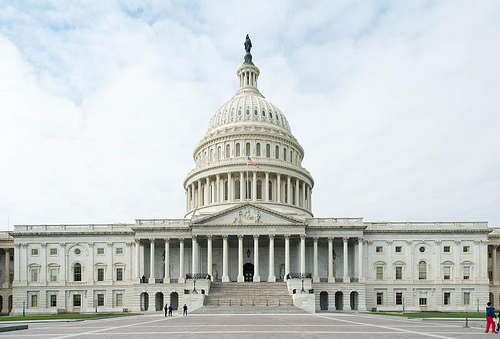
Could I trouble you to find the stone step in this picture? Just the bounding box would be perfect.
[204,297,293,307]
[192,305,307,314]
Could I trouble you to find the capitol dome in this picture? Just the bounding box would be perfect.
[184,37,314,219]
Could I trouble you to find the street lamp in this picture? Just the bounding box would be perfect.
[193,279,198,294]
[300,275,306,294]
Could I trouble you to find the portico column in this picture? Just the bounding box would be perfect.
[287,176,291,204]
[253,234,260,282]
[4,249,10,286]
[237,235,244,282]
[240,171,245,202]
[13,244,20,282]
[277,174,281,203]
[222,235,229,282]
[295,178,300,206]
[41,243,47,282]
[300,234,306,275]
[265,172,269,202]
[211,178,215,203]
[216,174,220,203]
[164,238,170,283]
[252,171,257,201]
[284,235,290,281]
[268,234,276,282]
[228,172,233,201]
[358,238,364,282]
[301,181,306,208]
[207,235,213,281]
[493,246,498,284]
[313,237,319,282]
[149,238,155,284]
[134,239,140,281]
[328,237,334,282]
[178,238,185,283]
[192,236,198,274]
[197,179,202,207]
[343,237,349,282]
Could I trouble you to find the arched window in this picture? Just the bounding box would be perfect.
[268,180,273,200]
[275,146,279,159]
[283,148,287,161]
[284,183,288,203]
[236,143,240,157]
[217,146,221,161]
[256,180,262,200]
[225,144,230,158]
[224,180,228,201]
[266,144,270,158]
[209,184,213,204]
[235,180,241,200]
[256,143,261,156]
[419,261,427,280]
[292,186,296,205]
[73,263,82,282]
[245,143,250,156]
[210,149,214,163]
[290,150,292,162]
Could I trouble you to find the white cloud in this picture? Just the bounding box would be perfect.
[0,1,499,230]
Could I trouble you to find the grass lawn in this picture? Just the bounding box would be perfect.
[370,311,484,319]
[0,313,140,321]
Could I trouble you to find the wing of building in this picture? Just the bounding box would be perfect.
[2,37,499,315]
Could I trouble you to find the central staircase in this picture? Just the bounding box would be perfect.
[192,282,307,314]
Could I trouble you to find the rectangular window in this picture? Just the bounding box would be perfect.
[50,268,58,282]
[31,268,38,282]
[375,246,383,253]
[116,293,123,307]
[395,292,403,305]
[443,246,451,253]
[97,293,105,306]
[50,248,58,256]
[50,294,57,307]
[395,266,403,280]
[73,294,81,307]
[463,266,470,280]
[419,297,427,306]
[116,248,123,255]
[97,268,105,281]
[116,268,123,281]
[31,295,38,308]
[443,266,451,280]
[444,292,451,305]
[463,292,471,305]
[97,248,105,255]
[395,246,402,253]
[31,248,39,256]
[463,246,470,253]
[376,292,383,305]
[376,266,384,280]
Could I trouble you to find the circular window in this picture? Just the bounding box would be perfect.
[419,246,425,253]
[74,248,81,255]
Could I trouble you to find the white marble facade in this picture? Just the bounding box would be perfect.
[4,41,497,315]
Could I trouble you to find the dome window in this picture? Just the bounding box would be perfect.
[230,109,234,118]
[238,109,242,116]
[269,112,273,119]
[262,110,266,117]
[246,109,250,116]
[254,109,258,116]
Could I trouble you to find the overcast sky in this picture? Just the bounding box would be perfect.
[0,1,499,230]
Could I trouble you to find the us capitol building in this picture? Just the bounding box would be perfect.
[1,37,499,315]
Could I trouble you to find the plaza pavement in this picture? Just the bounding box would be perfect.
[0,312,489,339]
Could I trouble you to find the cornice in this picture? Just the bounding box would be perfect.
[11,231,135,237]
[364,229,491,234]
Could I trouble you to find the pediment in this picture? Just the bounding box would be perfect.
[191,203,305,227]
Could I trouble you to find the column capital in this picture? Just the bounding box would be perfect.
[88,242,94,247]
[126,242,133,247]
[357,237,364,243]
[284,234,290,239]
[192,235,197,240]
[206,235,213,240]
[328,237,334,241]
[59,242,66,247]
[222,235,228,239]
[313,237,319,241]
[269,234,275,239]
[454,240,461,245]
[40,242,47,247]
[107,242,113,246]
[20,243,28,248]
[164,238,170,243]
[435,239,441,244]
[135,238,141,243]
[253,234,259,239]
[149,238,155,243]
[300,234,306,240]
[238,234,244,239]
[343,237,349,242]
[179,238,185,242]
[14,243,20,248]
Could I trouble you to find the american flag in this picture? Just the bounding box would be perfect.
[247,156,260,169]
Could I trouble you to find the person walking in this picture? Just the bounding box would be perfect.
[164,303,168,317]
[183,304,188,316]
[168,304,173,316]
[486,301,497,333]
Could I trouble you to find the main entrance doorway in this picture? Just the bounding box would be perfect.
[243,263,254,282]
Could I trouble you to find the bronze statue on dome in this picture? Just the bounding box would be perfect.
[244,34,252,54]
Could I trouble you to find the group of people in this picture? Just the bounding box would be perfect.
[486,301,500,333]
[164,303,188,317]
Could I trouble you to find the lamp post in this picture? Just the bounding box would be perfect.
[22,301,25,317]
[193,279,198,294]
[300,275,305,294]
[402,297,405,313]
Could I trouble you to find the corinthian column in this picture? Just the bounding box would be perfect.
[253,234,260,282]
[149,238,155,284]
[207,235,213,282]
[222,235,229,282]
[164,238,170,283]
[343,237,349,282]
[328,237,334,282]
[284,235,290,281]
[313,237,319,282]
[179,239,185,283]
[237,235,244,282]
[300,234,306,274]
[268,234,276,282]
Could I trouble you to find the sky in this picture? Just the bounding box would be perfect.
[0,0,499,230]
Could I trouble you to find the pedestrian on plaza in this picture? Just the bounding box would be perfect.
[486,301,497,333]
[495,309,500,333]
[183,304,188,316]
[164,303,168,317]
[168,304,173,316]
